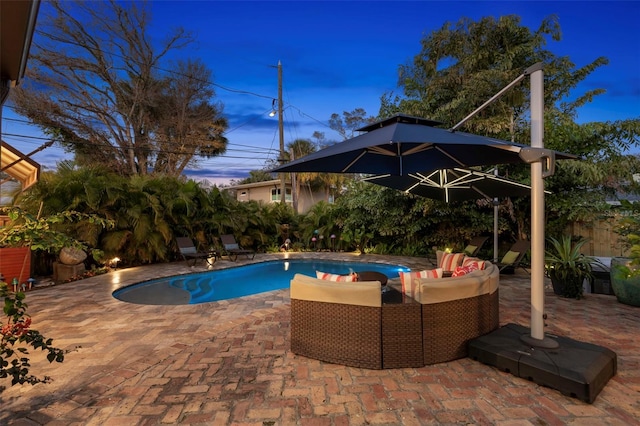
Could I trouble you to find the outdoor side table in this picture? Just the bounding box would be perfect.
[358,270,388,286]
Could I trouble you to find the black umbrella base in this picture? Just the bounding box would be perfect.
[468,323,617,403]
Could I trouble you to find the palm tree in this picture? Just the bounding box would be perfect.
[287,139,317,213]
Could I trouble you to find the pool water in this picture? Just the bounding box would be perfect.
[113,259,409,305]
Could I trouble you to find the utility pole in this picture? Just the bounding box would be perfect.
[277,61,286,203]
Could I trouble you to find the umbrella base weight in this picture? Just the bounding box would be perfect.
[468,323,617,403]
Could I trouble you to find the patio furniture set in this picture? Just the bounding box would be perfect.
[289,262,500,369]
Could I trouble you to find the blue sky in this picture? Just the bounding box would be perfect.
[3,0,639,185]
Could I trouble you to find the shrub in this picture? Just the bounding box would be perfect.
[1,282,67,393]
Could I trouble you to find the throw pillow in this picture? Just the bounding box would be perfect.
[463,256,486,270]
[316,271,357,282]
[451,264,478,277]
[501,250,520,265]
[399,268,443,299]
[439,252,465,272]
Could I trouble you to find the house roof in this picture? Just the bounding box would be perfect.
[0,0,40,85]
[1,140,40,190]
[1,0,41,192]
[226,179,286,190]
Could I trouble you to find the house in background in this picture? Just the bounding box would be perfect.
[225,179,332,214]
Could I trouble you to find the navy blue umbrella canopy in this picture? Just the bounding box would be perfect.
[271,114,576,175]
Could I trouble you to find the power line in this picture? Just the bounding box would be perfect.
[0,130,280,154]
[3,22,336,176]
[31,29,334,136]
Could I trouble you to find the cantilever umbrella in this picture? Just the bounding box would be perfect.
[272,113,578,345]
[272,114,576,176]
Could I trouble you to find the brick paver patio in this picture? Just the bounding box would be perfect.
[1,252,638,425]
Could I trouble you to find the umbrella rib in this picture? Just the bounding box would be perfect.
[435,146,467,167]
[470,186,492,199]
[361,174,391,181]
[368,146,398,157]
[342,151,368,173]
[403,143,433,156]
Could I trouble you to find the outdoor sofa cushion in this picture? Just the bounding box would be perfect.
[413,262,499,305]
[501,250,520,265]
[290,273,382,307]
[399,269,443,299]
[463,244,477,255]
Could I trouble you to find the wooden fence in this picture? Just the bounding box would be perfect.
[569,216,630,257]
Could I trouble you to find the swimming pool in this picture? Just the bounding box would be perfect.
[113,259,409,305]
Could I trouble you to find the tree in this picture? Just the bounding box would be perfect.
[287,139,317,213]
[328,108,377,140]
[384,15,571,136]
[151,59,228,176]
[11,0,228,176]
[381,14,640,238]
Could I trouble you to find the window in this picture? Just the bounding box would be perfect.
[271,188,292,202]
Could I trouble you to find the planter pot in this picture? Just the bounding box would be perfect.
[0,246,32,285]
[610,257,640,307]
[549,271,585,299]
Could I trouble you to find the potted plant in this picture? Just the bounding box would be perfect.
[0,207,112,282]
[610,200,640,307]
[545,235,600,299]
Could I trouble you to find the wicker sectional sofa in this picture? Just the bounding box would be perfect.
[413,262,500,364]
[289,263,499,369]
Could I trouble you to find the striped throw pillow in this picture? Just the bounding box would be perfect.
[439,252,465,272]
[316,271,357,282]
[463,256,486,270]
[399,269,443,299]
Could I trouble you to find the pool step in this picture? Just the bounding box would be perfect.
[170,277,216,304]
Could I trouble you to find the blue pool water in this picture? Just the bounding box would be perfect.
[113,259,409,305]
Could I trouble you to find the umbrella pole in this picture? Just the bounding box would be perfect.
[493,199,499,260]
[522,66,558,348]
[494,169,499,261]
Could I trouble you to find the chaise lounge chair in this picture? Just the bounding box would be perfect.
[495,239,530,274]
[176,237,217,266]
[463,236,489,257]
[220,234,256,261]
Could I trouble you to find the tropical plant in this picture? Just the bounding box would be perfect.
[297,201,337,246]
[544,235,598,299]
[381,14,640,241]
[0,207,112,262]
[340,225,374,254]
[613,200,640,275]
[1,282,67,393]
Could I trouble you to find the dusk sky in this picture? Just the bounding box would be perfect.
[2,1,639,185]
